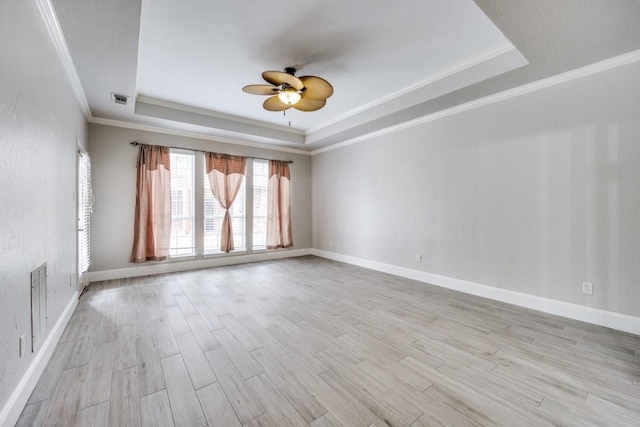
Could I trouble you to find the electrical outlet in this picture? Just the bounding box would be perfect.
[19,334,25,357]
[336,242,341,248]
[329,241,333,247]
[416,254,422,263]
[582,282,594,295]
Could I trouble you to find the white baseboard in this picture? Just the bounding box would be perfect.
[87,248,312,282]
[0,290,79,427]
[311,249,640,336]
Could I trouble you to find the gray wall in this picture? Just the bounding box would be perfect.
[312,61,640,317]
[88,123,312,272]
[0,0,88,412]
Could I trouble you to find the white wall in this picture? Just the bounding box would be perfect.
[312,60,640,318]
[88,123,312,273]
[0,0,88,418]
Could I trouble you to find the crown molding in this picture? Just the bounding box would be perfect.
[135,98,305,144]
[35,0,92,119]
[310,48,640,156]
[88,117,312,156]
[137,96,305,135]
[136,45,519,143]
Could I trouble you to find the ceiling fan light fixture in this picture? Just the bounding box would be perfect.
[277,89,301,106]
[244,68,332,112]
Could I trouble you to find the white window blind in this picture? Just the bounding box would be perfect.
[169,150,195,256]
[252,159,268,250]
[78,152,92,274]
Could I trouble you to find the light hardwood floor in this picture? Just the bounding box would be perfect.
[18,256,640,426]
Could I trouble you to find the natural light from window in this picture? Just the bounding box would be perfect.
[169,150,195,256]
[253,159,268,250]
[167,152,273,256]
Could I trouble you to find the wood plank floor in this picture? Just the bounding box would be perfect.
[18,256,640,426]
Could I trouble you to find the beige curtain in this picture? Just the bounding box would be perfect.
[267,160,293,249]
[205,153,247,252]
[130,144,172,262]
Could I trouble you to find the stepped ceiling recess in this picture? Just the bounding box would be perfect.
[50,0,640,151]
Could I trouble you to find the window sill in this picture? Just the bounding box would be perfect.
[167,248,280,262]
[201,250,248,259]
[168,254,197,261]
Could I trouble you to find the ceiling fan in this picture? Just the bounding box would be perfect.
[242,67,333,112]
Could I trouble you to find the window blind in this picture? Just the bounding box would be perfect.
[169,150,195,256]
[252,159,269,249]
[78,152,92,274]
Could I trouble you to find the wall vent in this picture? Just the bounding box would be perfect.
[30,263,47,353]
[111,92,128,105]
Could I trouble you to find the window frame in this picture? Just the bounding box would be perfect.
[165,151,282,260]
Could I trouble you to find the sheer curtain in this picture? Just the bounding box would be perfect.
[130,144,172,262]
[267,160,293,249]
[205,152,247,252]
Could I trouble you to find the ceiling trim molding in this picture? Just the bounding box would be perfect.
[34,0,92,119]
[133,44,519,141]
[135,98,304,144]
[137,96,305,135]
[306,44,518,135]
[310,48,640,156]
[88,117,312,156]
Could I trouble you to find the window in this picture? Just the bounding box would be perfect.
[252,159,269,250]
[203,171,246,253]
[169,150,195,256]
[78,152,92,274]
[164,150,289,258]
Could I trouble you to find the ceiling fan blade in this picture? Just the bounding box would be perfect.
[292,98,326,112]
[262,71,304,90]
[300,76,333,99]
[243,84,278,95]
[263,95,291,111]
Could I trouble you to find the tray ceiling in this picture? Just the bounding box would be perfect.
[49,0,640,150]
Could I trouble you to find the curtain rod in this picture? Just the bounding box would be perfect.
[129,141,293,164]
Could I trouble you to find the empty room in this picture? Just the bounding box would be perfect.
[2,0,640,426]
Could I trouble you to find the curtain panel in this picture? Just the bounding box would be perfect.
[205,153,247,252]
[266,160,293,249]
[130,144,172,263]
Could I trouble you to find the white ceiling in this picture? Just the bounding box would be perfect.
[50,0,640,151]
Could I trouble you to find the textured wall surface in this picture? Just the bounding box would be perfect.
[312,61,640,317]
[0,0,87,411]
[88,124,312,272]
